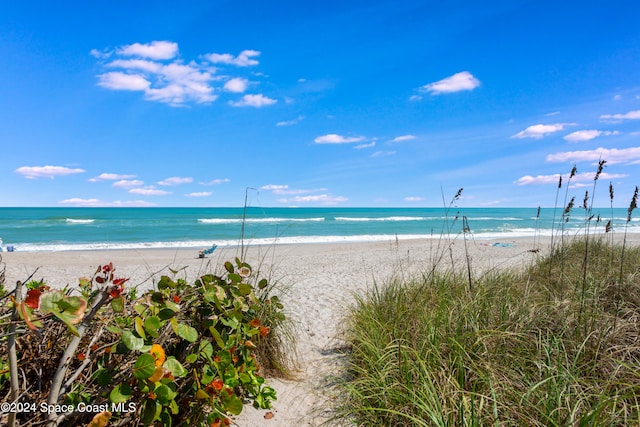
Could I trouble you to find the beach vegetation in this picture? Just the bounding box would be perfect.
[0,257,286,426]
[338,169,640,426]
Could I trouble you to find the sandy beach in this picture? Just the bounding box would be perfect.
[3,235,636,425]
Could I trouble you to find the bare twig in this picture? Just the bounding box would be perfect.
[7,281,23,427]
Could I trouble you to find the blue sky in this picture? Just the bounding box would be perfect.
[2,1,640,208]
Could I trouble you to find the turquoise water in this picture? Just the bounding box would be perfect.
[0,207,637,252]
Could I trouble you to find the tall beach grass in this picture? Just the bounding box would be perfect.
[338,167,640,426]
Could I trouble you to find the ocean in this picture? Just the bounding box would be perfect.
[0,207,638,252]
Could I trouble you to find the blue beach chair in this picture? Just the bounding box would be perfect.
[198,244,218,258]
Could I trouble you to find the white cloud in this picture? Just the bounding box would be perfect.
[223,77,249,93]
[355,142,376,149]
[613,94,622,101]
[97,72,150,91]
[511,123,575,139]
[563,130,619,143]
[129,187,170,196]
[404,196,424,202]
[200,178,230,185]
[59,198,156,207]
[158,176,193,186]
[546,146,640,165]
[280,194,348,205]
[185,192,212,197]
[117,41,179,60]
[94,42,267,106]
[205,50,260,67]
[515,172,628,186]
[229,94,277,107]
[600,110,640,121]
[89,173,137,182]
[112,179,144,188]
[107,59,163,73]
[371,150,396,157]
[390,135,416,143]
[421,71,480,95]
[15,165,85,179]
[276,115,304,126]
[314,134,365,144]
[260,184,288,192]
[409,95,423,101]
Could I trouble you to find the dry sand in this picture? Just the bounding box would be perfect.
[2,236,562,425]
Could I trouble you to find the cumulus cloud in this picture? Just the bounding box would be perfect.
[314,134,365,144]
[279,194,348,205]
[15,165,85,179]
[185,192,212,197]
[511,123,574,139]
[421,71,480,95]
[94,42,272,107]
[260,184,289,191]
[113,179,144,188]
[117,41,179,60]
[129,187,170,196]
[223,77,249,93]
[563,130,619,143]
[262,185,327,195]
[200,178,230,186]
[158,176,193,186]
[98,72,150,91]
[546,146,640,165]
[89,173,137,182]
[229,94,277,107]
[58,198,155,207]
[515,172,628,186]
[600,110,640,121]
[205,50,260,67]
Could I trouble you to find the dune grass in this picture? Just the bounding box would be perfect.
[338,237,640,426]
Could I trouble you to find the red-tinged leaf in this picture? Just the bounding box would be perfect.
[25,288,42,309]
[113,277,129,286]
[96,276,106,284]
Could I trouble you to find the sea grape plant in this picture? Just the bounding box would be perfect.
[1,258,281,427]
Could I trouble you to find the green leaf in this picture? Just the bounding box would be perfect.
[141,400,161,425]
[144,316,162,338]
[133,353,157,380]
[224,261,234,273]
[109,383,132,403]
[228,273,242,284]
[164,300,181,313]
[134,317,146,339]
[209,327,225,349]
[163,357,188,378]
[199,340,214,358]
[158,275,177,290]
[122,330,144,351]
[171,320,198,342]
[158,308,176,320]
[38,291,87,336]
[111,296,125,313]
[258,278,268,290]
[155,384,176,404]
[223,393,243,415]
[238,283,253,295]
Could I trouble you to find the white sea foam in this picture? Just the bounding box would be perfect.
[198,217,325,224]
[334,216,429,222]
[65,218,95,224]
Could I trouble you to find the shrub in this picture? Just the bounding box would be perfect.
[0,258,285,427]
